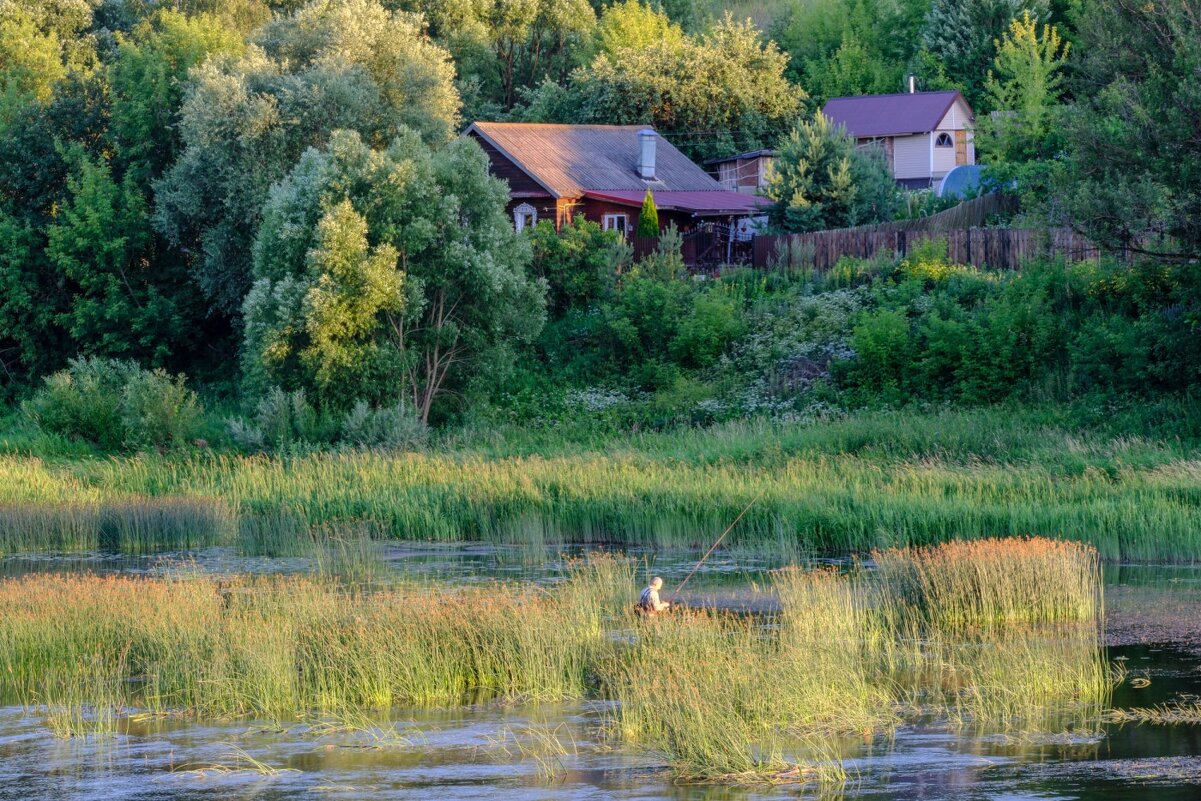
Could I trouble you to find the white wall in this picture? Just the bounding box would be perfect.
[893,134,930,180]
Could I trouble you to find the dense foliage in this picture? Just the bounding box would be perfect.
[0,0,1198,452]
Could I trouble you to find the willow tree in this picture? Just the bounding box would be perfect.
[243,129,545,421]
[154,0,461,316]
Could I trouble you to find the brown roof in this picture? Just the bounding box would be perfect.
[466,122,722,199]
[822,91,971,138]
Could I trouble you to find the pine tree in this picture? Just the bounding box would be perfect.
[636,188,659,236]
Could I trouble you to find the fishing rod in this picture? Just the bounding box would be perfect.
[671,491,764,604]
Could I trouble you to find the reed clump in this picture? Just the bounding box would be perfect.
[0,538,1111,785]
[872,537,1102,631]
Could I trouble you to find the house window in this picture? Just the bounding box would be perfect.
[513,203,537,232]
[602,213,629,236]
[935,132,954,148]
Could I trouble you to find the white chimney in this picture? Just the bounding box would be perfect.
[907,74,916,94]
[638,129,656,180]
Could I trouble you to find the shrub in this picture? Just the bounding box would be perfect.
[341,400,428,450]
[120,369,202,449]
[23,358,201,450]
[528,217,628,315]
[671,290,746,368]
[846,309,912,395]
[229,388,332,452]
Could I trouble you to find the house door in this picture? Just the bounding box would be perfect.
[955,130,968,165]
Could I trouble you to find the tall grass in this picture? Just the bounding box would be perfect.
[0,556,636,722]
[3,406,1201,559]
[0,538,1114,784]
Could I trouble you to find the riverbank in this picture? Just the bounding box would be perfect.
[3,405,1201,560]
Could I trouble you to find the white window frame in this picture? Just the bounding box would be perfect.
[513,203,537,232]
[602,213,629,236]
[934,132,954,148]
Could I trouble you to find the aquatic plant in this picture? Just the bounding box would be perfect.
[0,539,1113,785]
[4,404,1201,560]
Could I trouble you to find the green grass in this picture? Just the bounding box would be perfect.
[0,539,1111,784]
[2,405,1201,560]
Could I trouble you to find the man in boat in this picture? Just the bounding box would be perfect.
[639,577,671,614]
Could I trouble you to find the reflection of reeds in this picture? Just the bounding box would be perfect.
[0,541,1111,786]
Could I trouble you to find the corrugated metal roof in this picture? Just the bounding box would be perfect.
[584,190,768,215]
[467,122,722,198]
[822,91,969,138]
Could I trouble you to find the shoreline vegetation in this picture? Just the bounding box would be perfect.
[0,539,1110,784]
[3,405,1201,561]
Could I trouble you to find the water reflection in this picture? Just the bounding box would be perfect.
[1,550,1201,799]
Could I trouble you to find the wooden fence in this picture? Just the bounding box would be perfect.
[752,225,1107,271]
[625,194,1113,272]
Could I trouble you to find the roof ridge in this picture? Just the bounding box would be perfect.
[825,90,960,102]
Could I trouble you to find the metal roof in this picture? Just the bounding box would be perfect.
[822,91,971,138]
[584,190,768,216]
[466,122,722,198]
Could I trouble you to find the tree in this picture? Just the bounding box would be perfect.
[595,0,684,58]
[1058,0,1201,257]
[46,151,201,365]
[636,188,659,237]
[243,129,546,420]
[0,0,99,131]
[977,12,1070,203]
[921,0,1050,109]
[155,0,461,316]
[408,0,597,116]
[765,112,898,233]
[528,215,627,315]
[773,0,930,101]
[520,12,802,162]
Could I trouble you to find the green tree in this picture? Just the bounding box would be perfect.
[155,0,461,316]
[0,0,99,131]
[765,112,898,233]
[977,12,1070,203]
[407,0,596,116]
[244,129,545,420]
[528,216,627,315]
[921,0,1049,109]
[1060,0,1201,257]
[46,152,201,365]
[636,188,659,237]
[595,0,684,58]
[773,0,930,101]
[520,12,802,162]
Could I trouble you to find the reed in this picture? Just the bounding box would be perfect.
[0,539,1112,784]
[872,537,1103,631]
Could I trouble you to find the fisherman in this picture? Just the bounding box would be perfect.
[639,576,671,614]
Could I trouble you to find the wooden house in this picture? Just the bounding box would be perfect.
[822,90,976,189]
[465,122,767,237]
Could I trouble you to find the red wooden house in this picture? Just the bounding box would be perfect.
[465,122,767,238]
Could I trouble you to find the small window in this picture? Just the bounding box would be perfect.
[935,132,954,148]
[513,203,537,232]
[602,213,629,236]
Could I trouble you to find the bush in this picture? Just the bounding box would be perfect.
[341,400,427,450]
[671,290,746,368]
[229,388,333,452]
[23,358,201,450]
[846,309,912,396]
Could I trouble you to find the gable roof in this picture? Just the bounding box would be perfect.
[822,91,972,139]
[466,122,722,198]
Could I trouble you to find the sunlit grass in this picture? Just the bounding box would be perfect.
[0,539,1114,784]
[3,406,1201,559]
